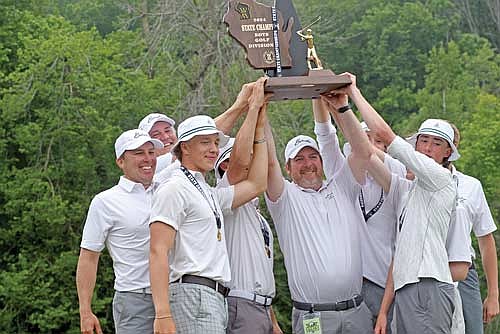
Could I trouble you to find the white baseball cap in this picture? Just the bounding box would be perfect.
[114,129,163,159]
[215,138,235,179]
[138,113,176,134]
[171,115,229,155]
[284,135,320,162]
[407,118,460,161]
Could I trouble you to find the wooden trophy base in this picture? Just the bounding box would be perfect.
[265,70,351,101]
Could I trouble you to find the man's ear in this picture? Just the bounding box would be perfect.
[180,141,189,156]
[445,145,452,160]
[116,156,124,170]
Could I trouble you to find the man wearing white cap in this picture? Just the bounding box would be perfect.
[76,129,163,334]
[214,103,282,334]
[447,124,499,334]
[330,73,463,334]
[149,78,269,334]
[265,92,374,332]
[139,113,177,174]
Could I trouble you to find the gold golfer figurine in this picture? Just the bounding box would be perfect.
[297,16,323,70]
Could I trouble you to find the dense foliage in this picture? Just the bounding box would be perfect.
[0,0,498,333]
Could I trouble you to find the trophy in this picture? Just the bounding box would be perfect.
[223,0,351,100]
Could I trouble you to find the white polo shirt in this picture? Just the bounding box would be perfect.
[80,176,156,292]
[217,174,275,296]
[316,120,406,288]
[265,161,365,303]
[451,166,497,259]
[155,152,174,174]
[388,136,456,290]
[360,156,407,287]
[314,121,343,179]
[150,167,234,284]
[154,159,180,184]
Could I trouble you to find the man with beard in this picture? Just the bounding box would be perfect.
[264,93,374,333]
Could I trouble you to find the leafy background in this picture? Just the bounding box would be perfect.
[0,0,498,333]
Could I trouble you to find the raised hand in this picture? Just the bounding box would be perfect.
[248,77,267,111]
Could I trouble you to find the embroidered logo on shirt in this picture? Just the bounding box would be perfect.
[325,192,334,200]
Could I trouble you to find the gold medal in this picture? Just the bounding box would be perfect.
[217,229,222,241]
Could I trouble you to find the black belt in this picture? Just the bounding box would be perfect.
[173,275,230,297]
[293,294,363,312]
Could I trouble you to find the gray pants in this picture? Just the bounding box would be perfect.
[227,296,272,334]
[395,278,455,334]
[361,279,394,334]
[458,268,484,334]
[169,282,228,334]
[112,291,154,334]
[291,302,373,334]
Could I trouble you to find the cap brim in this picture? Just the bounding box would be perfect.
[286,143,320,161]
[118,138,164,158]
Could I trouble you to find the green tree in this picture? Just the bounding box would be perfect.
[0,11,181,332]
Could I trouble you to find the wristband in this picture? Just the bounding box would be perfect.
[337,104,351,113]
[253,138,266,144]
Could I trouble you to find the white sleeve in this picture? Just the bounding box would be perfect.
[315,121,345,180]
[264,179,291,223]
[80,195,112,252]
[150,181,186,230]
[471,181,497,237]
[446,205,473,263]
[387,136,452,192]
[213,185,235,216]
[384,153,407,178]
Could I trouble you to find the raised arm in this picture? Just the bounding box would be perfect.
[226,77,267,184]
[232,81,268,209]
[264,115,284,202]
[149,222,176,334]
[214,82,254,135]
[76,249,103,334]
[312,99,344,180]
[321,90,373,184]
[336,73,396,146]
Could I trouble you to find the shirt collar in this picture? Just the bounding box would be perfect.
[119,176,156,193]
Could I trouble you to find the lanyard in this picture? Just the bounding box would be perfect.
[180,166,222,241]
[359,188,384,222]
[256,209,271,258]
